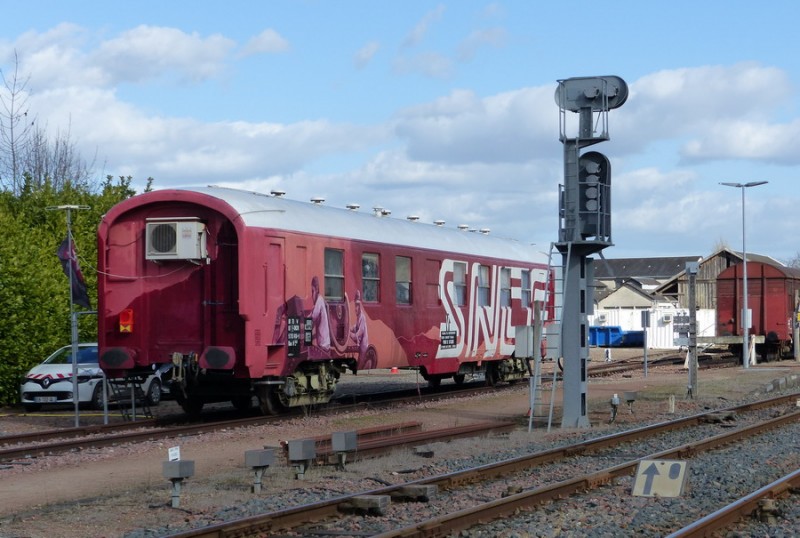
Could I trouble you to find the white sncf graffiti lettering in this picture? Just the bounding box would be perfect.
[437,259,548,359]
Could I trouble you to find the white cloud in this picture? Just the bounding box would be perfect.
[354,41,380,69]
[402,4,446,48]
[392,52,453,79]
[394,87,557,163]
[617,191,715,234]
[6,25,107,89]
[456,27,506,61]
[240,29,290,57]
[681,119,800,164]
[613,62,793,161]
[7,22,87,55]
[615,167,695,195]
[91,25,235,83]
[136,119,391,181]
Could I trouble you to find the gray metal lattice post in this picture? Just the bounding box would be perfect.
[554,76,627,428]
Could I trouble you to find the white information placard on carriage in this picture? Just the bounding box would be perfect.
[632,459,687,497]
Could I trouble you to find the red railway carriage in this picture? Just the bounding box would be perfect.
[98,187,551,414]
[716,261,800,360]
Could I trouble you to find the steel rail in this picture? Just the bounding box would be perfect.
[162,392,800,538]
[312,421,517,463]
[0,419,159,447]
[666,468,800,538]
[375,410,800,537]
[0,351,730,453]
[0,380,510,461]
[0,414,283,462]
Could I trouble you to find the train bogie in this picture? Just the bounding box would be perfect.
[98,187,552,414]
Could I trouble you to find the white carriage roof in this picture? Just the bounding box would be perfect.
[184,186,546,264]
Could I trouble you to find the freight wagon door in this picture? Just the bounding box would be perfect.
[716,269,737,337]
[750,264,764,336]
[763,264,792,342]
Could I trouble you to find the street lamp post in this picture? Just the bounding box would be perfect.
[720,181,768,369]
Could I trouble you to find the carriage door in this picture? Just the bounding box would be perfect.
[265,237,286,346]
[205,221,243,354]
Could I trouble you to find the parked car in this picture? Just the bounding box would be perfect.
[19,343,165,412]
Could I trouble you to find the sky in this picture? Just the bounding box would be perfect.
[1,1,798,263]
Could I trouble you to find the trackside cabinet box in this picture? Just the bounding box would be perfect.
[288,439,316,461]
[332,431,357,452]
[245,449,275,468]
[515,326,534,357]
[162,460,195,479]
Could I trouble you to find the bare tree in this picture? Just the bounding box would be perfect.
[712,237,730,253]
[1,51,97,194]
[24,121,95,191]
[0,50,35,193]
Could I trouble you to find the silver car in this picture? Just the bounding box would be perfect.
[19,343,163,412]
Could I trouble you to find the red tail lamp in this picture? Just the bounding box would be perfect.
[119,308,134,333]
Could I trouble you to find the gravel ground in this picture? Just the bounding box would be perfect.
[1,349,799,538]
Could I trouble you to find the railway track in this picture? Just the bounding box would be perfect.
[669,468,800,537]
[157,392,800,537]
[0,381,513,463]
[0,353,737,463]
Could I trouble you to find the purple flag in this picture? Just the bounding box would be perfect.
[57,237,91,309]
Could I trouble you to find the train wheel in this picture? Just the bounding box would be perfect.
[231,395,253,412]
[258,387,286,415]
[178,396,204,416]
[485,364,499,387]
[453,374,466,385]
[427,376,442,388]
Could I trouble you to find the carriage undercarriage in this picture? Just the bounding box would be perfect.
[169,354,529,415]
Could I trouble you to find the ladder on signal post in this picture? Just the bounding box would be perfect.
[528,242,564,432]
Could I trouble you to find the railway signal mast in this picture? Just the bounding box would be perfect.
[555,76,628,427]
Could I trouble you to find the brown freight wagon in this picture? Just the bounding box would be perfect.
[717,261,800,360]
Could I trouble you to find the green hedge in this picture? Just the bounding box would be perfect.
[0,177,137,406]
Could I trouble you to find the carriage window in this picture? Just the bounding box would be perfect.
[426,258,440,305]
[521,269,532,307]
[500,268,511,307]
[324,249,344,300]
[454,262,467,306]
[362,253,380,302]
[396,256,412,305]
[477,265,490,306]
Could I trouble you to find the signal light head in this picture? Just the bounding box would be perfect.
[578,151,612,240]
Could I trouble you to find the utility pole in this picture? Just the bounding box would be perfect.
[641,310,650,378]
[48,204,90,427]
[719,181,768,368]
[686,262,699,399]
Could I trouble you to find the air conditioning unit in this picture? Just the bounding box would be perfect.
[146,219,207,261]
[596,314,607,322]
[662,314,673,323]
